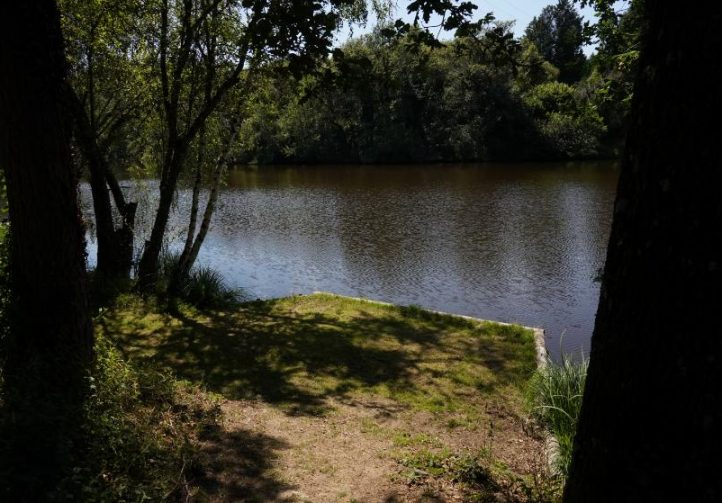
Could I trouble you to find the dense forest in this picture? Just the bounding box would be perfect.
[231,1,643,164]
[237,5,641,164]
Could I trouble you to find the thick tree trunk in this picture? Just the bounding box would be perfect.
[564,4,722,501]
[0,1,95,498]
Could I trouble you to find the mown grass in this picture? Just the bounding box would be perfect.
[527,353,588,476]
[100,293,538,417]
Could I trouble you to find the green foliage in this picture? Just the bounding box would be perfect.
[527,353,589,477]
[0,223,8,372]
[158,252,241,309]
[183,267,241,309]
[237,23,613,164]
[524,82,606,157]
[524,0,586,84]
[579,0,644,147]
[53,333,220,501]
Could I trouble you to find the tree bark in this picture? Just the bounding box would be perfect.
[171,149,228,290]
[0,0,95,498]
[564,3,722,501]
[67,86,136,280]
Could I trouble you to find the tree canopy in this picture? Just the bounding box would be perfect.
[525,0,586,84]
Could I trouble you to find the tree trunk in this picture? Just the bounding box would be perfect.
[67,85,135,280]
[564,3,722,501]
[136,148,187,291]
[172,155,227,288]
[0,1,95,498]
[178,131,206,267]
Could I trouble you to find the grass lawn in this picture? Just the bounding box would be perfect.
[99,293,556,502]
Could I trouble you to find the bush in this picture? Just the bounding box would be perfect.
[56,333,220,501]
[528,353,588,476]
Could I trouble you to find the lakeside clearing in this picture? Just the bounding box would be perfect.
[99,292,554,502]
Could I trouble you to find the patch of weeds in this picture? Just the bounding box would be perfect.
[55,334,220,501]
[397,448,559,502]
[445,415,479,430]
[158,252,242,310]
[377,385,457,414]
[399,448,455,481]
[398,448,500,490]
[392,432,440,448]
[452,450,503,487]
[360,417,385,436]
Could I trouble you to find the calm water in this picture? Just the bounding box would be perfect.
[82,162,618,358]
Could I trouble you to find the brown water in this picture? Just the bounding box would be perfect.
[83,161,618,358]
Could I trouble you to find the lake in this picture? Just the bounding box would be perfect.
[82,161,618,359]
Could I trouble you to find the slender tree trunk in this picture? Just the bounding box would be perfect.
[172,155,227,287]
[136,148,187,290]
[68,85,135,280]
[180,131,206,265]
[564,3,722,501]
[0,1,95,498]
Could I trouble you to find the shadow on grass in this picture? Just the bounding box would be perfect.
[101,296,535,416]
[196,426,293,502]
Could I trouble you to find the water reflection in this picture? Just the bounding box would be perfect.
[81,162,617,359]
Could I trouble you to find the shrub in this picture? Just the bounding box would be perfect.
[184,266,240,309]
[524,82,606,158]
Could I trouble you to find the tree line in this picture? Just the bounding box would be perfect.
[236,0,641,164]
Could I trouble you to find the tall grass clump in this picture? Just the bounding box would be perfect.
[528,352,588,476]
[184,266,240,309]
[157,251,240,309]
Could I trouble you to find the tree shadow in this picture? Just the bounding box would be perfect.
[196,425,294,502]
[101,297,534,416]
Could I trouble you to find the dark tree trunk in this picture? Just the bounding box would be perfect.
[67,86,136,280]
[136,149,187,291]
[0,1,94,498]
[564,3,722,501]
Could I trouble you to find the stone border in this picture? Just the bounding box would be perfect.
[309,291,560,472]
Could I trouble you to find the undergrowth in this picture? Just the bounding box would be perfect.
[56,332,220,501]
[397,447,559,502]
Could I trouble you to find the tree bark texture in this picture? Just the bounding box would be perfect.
[0,0,95,497]
[564,3,722,501]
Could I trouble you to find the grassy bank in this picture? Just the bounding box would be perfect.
[98,292,558,501]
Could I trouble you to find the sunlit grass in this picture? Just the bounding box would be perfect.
[100,293,538,418]
[527,352,588,476]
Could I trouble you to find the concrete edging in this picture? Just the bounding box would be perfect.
[309,291,560,472]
